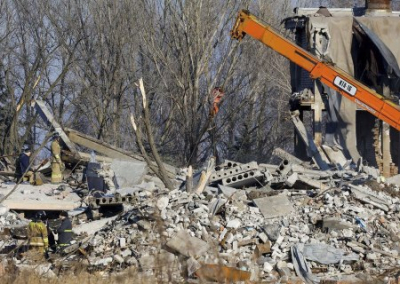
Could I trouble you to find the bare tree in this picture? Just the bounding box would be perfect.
[130,0,295,166]
[65,0,134,148]
[0,0,304,169]
[0,1,79,155]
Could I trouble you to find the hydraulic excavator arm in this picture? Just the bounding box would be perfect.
[230,10,400,131]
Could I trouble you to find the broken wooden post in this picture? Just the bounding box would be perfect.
[186,165,193,192]
[195,157,215,194]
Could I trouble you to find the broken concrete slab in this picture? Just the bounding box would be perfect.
[111,159,148,188]
[222,170,265,188]
[187,257,201,276]
[217,184,237,198]
[297,175,330,190]
[73,216,119,236]
[139,251,176,268]
[208,198,226,215]
[272,148,304,165]
[348,184,390,211]
[254,195,294,219]
[4,152,399,283]
[291,112,330,170]
[65,128,177,178]
[276,159,293,177]
[211,161,259,182]
[321,145,348,169]
[166,230,209,258]
[386,174,400,186]
[0,183,81,211]
[62,151,113,165]
[285,172,298,187]
[301,243,359,264]
[322,217,354,232]
[3,200,77,211]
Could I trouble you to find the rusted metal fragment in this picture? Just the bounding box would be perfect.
[195,264,251,283]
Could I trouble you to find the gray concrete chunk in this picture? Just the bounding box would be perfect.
[262,223,282,242]
[166,230,209,258]
[218,184,237,198]
[254,195,294,219]
[111,159,148,187]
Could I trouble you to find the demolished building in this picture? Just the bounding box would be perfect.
[2,1,400,284]
[1,155,400,283]
[284,0,400,177]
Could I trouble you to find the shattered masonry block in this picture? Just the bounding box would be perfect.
[211,161,259,182]
[263,261,273,272]
[121,249,132,258]
[187,257,201,276]
[271,176,287,184]
[258,232,269,243]
[113,255,124,264]
[263,223,282,242]
[226,219,241,229]
[222,170,264,188]
[156,196,169,210]
[322,217,353,232]
[285,172,298,187]
[263,169,273,183]
[88,195,135,209]
[275,160,292,177]
[215,160,242,170]
[119,238,126,248]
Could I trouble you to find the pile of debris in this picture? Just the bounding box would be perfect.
[0,206,24,228]
[37,157,399,283]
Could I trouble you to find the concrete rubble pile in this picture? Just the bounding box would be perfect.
[52,158,400,283]
[0,205,26,228]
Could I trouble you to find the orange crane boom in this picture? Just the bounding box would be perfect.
[230,10,400,131]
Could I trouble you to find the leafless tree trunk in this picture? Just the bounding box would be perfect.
[131,78,174,190]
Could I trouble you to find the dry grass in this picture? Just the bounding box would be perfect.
[0,267,167,284]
